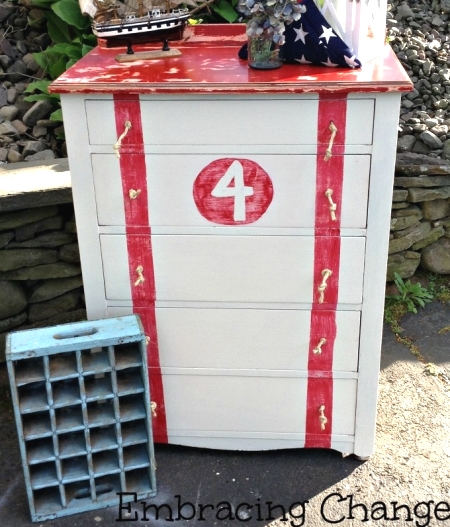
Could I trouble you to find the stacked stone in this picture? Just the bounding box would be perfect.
[0,203,86,360]
[387,0,450,158]
[388,153,450,279]
[0,0,64,164]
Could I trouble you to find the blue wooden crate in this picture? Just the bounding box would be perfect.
[6,315,156,522]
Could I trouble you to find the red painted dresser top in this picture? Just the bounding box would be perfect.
[49,24,412,95]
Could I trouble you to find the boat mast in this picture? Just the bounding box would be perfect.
[138,0,144,17]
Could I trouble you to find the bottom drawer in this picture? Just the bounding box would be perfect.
[160,373,357,438]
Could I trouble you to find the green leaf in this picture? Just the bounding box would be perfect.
[66,58,78,69]
[394,272,405,291]
[83,34,97,46]
[50,108,63,121]
[50,43,83,60]
[81,43,94,56]
[24,79,52,94]
[24,93,56,102]
[47,12,72,43]
[49,55,69,79]
[33,49,60,72]
[212,0,239,22]
[51,0,90,30]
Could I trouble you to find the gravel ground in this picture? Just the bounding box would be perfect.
[1,304,450,527]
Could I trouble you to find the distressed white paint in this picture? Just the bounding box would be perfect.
[100,234,365,305]
[107,306,361,372]
[85,97,374,148]
[61,88,402,456]
[161,375,356,438]
[353,92,403,458]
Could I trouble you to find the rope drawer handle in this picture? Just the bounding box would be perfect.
[324,121,337,161]
[325,189,337,221]
[134,265,145,286]
[129,188,141,200]
[318,268,332,304]
[313,337,327,354]
[319,405,328,430]
[113,120,132,158]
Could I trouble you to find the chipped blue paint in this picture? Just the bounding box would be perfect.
[6,315,156,522]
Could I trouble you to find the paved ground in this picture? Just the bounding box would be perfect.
[1,302,449,527]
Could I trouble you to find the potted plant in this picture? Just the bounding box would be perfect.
[237,0,306,69]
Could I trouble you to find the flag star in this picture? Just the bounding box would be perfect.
[319,25,336,44]
[344,54,360,68]
[295,55,313,64]
[321,57,338,67]
[294,25,309,44]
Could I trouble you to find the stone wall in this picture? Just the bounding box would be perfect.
[0,160,85,361]
[2,155,450,359]
[388,152,450,279]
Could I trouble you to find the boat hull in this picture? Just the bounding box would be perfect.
[92,13,189,40]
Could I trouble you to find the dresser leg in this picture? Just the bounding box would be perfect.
[354,455,371,461]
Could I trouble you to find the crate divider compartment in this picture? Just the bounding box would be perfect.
[14,358,45,386]
[58,431,88,458]
[26,437,56,465]
[82,348,111,375]
[52,378,82,408]
[121,419,148,447]
[18,381,49,414]
[49,353,78,380]
[23,412,52,440]
[125,467,155,494]
[6,315,156,522]
[90,425,118,452]
[55,405,84,433]
[116,368,145,395]
[114,345,143,370]
[123,444,151,471]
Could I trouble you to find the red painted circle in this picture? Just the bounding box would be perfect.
[193,158,274,225]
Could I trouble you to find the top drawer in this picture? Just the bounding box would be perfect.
[85,98,374,149]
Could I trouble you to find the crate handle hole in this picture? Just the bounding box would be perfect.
[53,328,99,340]
[74,483,113,500]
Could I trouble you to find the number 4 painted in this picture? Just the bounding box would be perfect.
[211,160,254,222]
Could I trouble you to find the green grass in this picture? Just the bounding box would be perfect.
[384,272,450,371]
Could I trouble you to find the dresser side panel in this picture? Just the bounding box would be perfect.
[61,95,109,320]
[354,92,402,458]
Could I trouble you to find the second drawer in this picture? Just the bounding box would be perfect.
[92,154,370,230]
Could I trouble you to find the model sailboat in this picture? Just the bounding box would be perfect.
[79,0,207,42]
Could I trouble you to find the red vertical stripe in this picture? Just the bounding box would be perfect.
[305,95,347,448]
[113,94,168,443]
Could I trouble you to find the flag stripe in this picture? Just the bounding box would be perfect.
[305,94,347,448]
[113,94,168,443]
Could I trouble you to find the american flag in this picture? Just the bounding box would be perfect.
[239,0,361,69]
[283,0,361,68]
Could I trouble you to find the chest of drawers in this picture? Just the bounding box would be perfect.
[50,24,412,458]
